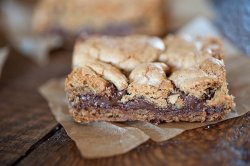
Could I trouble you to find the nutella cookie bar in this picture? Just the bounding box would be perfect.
[33,0,167,38]
[65,35,235,124]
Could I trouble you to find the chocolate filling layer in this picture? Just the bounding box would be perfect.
[69,84,222,116]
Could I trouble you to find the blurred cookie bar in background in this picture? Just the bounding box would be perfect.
[32,0,168,41]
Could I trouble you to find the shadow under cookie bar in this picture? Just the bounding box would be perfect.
[66,83,232,124]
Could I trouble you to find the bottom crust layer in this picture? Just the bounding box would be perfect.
[70,106,231,124]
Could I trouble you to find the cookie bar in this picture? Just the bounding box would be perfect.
[33,0,167,38]
[65,35,235,124]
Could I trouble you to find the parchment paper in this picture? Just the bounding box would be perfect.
[39,18,250,158]
[40,79,149,158]
[0,47,8,77]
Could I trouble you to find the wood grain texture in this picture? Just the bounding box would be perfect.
[0,48,71,165]
[17,113,250,166]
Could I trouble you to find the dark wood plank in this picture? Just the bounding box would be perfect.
[17,113,250,166]
[0,48,71,165]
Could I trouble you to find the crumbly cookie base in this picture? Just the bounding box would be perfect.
[70,107,231,124]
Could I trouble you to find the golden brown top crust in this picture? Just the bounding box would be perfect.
[83,61,128,91]
[73,35,165,72]
[33,0,166,35]
[159,35,224,70]
[170,69,217,98]
[129,63,170,86]
[121,63,173,107]
[169,57,226,97]
[65,66,109,94]
[66,34,234,107]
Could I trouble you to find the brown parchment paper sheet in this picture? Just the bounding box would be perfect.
[39,18,250,158]
[0,47,8,77]
[39,79,149,158]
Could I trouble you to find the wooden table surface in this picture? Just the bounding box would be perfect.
[0,32,250,166]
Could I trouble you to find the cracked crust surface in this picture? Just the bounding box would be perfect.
[73,35,164,72]
[159,35,224,70]
[65,34,235,123]
[33,0,167,37]
[169,57,226,98]
[121,63,173,107]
